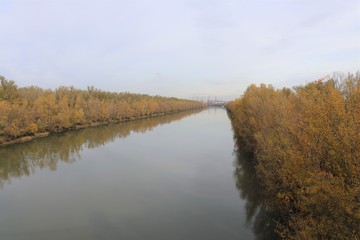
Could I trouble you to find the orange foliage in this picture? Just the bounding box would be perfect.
[0,76,206,143]
[228,72,360,239]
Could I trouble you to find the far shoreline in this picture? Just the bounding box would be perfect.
[0,108,205,148]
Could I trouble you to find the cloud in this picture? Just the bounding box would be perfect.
[0,0,358,99]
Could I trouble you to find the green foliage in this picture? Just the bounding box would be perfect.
[228,72,360,239]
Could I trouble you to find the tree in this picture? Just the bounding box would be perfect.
[227,73,360,239]
[0,76,18,101]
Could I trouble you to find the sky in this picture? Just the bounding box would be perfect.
[0,0,359,100]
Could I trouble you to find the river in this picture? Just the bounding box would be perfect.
[0,108,271,240]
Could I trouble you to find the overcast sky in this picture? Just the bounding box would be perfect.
[0,0,359,100]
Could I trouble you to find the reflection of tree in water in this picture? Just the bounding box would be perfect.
[0,110,202,188]
[232,132,279,240]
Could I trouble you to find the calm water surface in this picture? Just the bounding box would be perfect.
[0,108,268,240]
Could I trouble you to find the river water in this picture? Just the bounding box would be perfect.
[0,108,268,240]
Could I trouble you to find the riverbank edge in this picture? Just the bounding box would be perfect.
[0,107,206,148]
[227,106,282,240]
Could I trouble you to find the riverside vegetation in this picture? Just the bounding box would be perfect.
[0,75,205,146]
[227,72,360,239]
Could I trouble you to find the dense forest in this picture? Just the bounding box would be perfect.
[0,76,205,146]
[227,72,360,239]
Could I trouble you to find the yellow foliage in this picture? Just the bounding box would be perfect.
[0,76,206,141]
[26,123,38,134]
[228,72,360,239]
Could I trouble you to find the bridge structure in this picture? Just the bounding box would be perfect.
[207,100,227,107]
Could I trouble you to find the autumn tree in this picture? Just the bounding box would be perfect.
[0,76,18,101]
[227,72,360,239]
[0,75,205,144]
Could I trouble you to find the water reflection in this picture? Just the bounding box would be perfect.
[0,110,202,188]
[232,132,279,239]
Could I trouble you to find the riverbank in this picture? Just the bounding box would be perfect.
[0,76,206,148]
[0,132,50,147]
[0,108,206,148]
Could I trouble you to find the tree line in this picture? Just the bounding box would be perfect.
[227,72,360,239]
[0,75,205,145]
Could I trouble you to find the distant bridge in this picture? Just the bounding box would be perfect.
[207,100,227,107]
